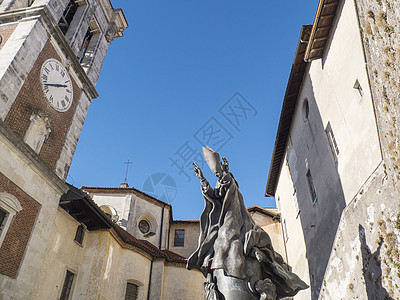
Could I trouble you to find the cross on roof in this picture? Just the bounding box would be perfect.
[123,159,133,185]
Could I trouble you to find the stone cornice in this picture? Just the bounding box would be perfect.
[0,119,68,194]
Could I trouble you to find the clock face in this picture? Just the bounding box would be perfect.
[40,58,73,112]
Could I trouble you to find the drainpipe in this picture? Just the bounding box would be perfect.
[167,218,171,249]
[158,205,165,249]
[146,258,154,300]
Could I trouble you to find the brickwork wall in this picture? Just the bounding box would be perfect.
[0,24,17,52]
[4,39,82,171]
[0,171,41,278]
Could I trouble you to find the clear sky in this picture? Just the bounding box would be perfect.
[68,0,318,220]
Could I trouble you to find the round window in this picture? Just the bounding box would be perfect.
[138,219,150,234]
[302,99,309,122]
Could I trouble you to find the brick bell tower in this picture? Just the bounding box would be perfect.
[0,0,127,297]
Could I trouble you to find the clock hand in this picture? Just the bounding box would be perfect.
[44,83,68,88]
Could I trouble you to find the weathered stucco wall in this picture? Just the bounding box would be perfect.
[168,222,200,258]
[307,0,381,205]
[162,265,204,300]
[0,123,65,299]
[90,193,133,229]
[319,0,400,298]
[319,164,400,299]
[74,230,152,299]
[31,208,86,299]
[275,0,382,298]
[249,211,286,261]
[275,160,311,300]
[90,192,171,250]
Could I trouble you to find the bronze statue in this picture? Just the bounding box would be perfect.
[187,147,308,300]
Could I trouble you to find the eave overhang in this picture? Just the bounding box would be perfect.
[265,25,312,197]
[304,0,340,62]
[60,184,113,230]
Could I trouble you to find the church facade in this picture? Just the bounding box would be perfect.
[0,0,128,298]
[266,0,400,299]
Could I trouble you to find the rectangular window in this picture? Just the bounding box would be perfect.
[125,283,138,300]
[325,122,339,164]
[60,270,75,300]
[74,225,84,245]
[58,0,79,35]
[306,169,318,204]
[174,229,185,247]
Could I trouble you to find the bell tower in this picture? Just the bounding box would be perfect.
[0,0,127,297]
[0,0,127,179]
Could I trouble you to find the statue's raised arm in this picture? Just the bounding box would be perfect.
[187,146,308,300]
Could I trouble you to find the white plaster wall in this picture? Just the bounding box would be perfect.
[31,208,86,300]
[90,193,133,229]
[150,260,165,300]
[0,132,65,299]
[274,1,382,298]
[127,194,170,249]
[275,157,311,300]
[74,231,152,300]
[162,265,204,300]
[168,222,200,258]
[307,0,381,205]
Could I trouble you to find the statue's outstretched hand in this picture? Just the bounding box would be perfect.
[222,157,229,172]
[193,162,204,180]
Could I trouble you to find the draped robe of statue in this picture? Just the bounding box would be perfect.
[187,163,308,299]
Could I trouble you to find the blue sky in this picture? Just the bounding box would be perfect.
[68,1,318,220]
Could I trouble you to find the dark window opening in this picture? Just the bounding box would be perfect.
[306,169,318,204]
[60,270,75,300]
[79,28,94,63]
[125,283,138,300]
[174,229,184,247]
[0,208,7,233]
[74,225,84,245]
[325,121,339,164]
[138,220,150,234]
[58,0,79,35]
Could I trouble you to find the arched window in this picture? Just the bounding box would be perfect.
[99,205,119,222]
[0,193,22,247]
[125,282,141,300]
